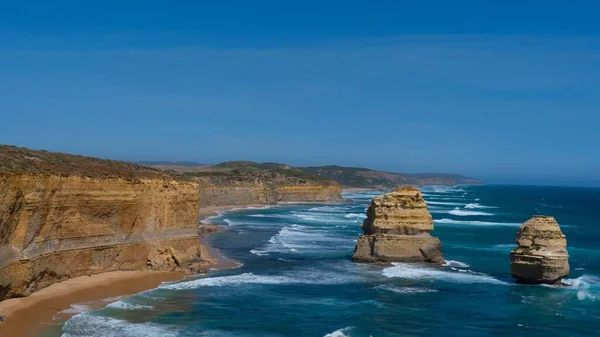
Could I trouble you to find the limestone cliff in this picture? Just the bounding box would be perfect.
[510,216,569,284]
[0,146,343,301]
[0,146,215,300]
[353,187,444,263]
[153,161,343,208]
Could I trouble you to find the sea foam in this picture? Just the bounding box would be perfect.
[434,218,520,226]
[383,263,509,285]
[464,203,498,209]
[62,314,177,337]
[324,326,354,337]
[448,209,494,216]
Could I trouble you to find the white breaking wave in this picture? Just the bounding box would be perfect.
[344,213,366,219]
[492,244,516,249]
[449,209,493,216]
[464,203,498,209]
[426,201,467,206]
[309,206,350,213]
[324,326,354,337]
[59,304,93,315]
[162,269,356,290]
[292,212,342,223]
[561,275,600,301]
[106,301,154,311]
[443,260,470,268]
[62,314,177,337]
[251,225,352,255]
[375,285,438,294]
[435,218,520,226]
[383,263,509,285]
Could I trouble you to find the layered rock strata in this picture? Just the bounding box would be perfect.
[352,187,444,263]
[510,216,569,284]
[0,174,215,300]
[198,184,342,208]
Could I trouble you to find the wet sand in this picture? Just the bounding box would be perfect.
[0,206,249,337]
[0,271,183,337]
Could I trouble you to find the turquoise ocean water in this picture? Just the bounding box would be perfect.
[44,185,600,336]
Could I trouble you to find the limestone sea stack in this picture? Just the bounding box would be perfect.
[353,187,444,263]
[510,216,569,284]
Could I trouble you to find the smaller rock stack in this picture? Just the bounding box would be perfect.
[352,187,444,264]
[510,216,569,284]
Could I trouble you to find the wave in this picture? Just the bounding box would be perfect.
[382,263,509,285]
[422,186,465,194]
[464,203,498,209]
[292,212,342,224]
[344,213,366,219]
[434,218,521,226]
[106,301,154,311]
[448,209,494,216]
[309,206,351,213]
[443,260,470,268]
[62,314,177,337]
[59,303,93,315]
[324,326,354,337]
[562,275,600,301]
[162,268,356,290]
[426,201,467,206]
[251,224,352,255]
[375,284,438,294]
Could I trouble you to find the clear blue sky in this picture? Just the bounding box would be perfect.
[1,1,600,186]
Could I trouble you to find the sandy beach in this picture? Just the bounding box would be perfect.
[0,205,253,337]
[0,271,183,337]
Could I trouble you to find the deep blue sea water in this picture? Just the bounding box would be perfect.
[44,185,600,336]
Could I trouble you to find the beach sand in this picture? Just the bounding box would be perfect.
[0,271,183,337]
[0,205,252,337]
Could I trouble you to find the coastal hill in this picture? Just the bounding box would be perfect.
[0,145,182,181]
[299,165,482,188]
[150,161,483,189]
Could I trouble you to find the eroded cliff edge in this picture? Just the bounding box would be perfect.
[0,147,343,301]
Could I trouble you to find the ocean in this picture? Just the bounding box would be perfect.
[43,185,600,336]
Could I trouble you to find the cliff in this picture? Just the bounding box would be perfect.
[353,187,444,263]
[0,147,345,301]
[152,161,343,207]
[299,165,482,188]
[0,146,215,300]
[510,216,569,284]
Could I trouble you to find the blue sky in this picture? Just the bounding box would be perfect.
[1,1,600,186]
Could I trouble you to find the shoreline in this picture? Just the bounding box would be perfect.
[0,271,184,337]
[0,205,250,337]
[0,201,340,337]
[0,202,303,337]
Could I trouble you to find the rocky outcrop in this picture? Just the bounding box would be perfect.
[353,187,444,263]
[0,173,215,300]
[510,216,569,284]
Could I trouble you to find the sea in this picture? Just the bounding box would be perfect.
[42,185,600,337]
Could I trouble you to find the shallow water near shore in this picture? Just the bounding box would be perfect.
[43,185,600,336]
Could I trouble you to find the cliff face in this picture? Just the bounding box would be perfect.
[0,173,214,300]
[198,183,342,207]
[0,146,344,301]
[353,187,444,263]
[510,216,569,284]
[159,162,343,208]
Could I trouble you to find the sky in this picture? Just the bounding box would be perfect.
[1,1,600,186]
